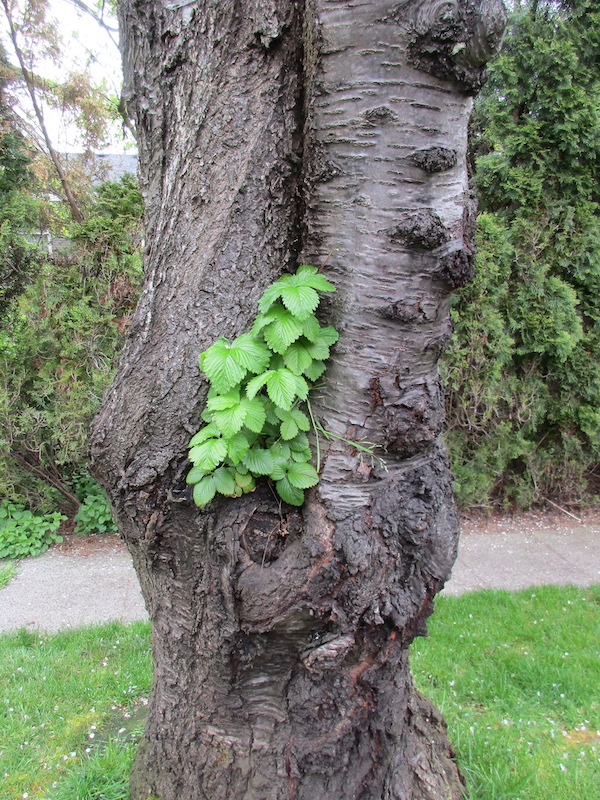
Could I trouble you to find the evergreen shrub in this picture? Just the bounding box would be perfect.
[444,0,600,508]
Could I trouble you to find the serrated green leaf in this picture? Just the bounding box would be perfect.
[243,448,275,475]
[188,423,221,447]
[289,433,310,451]
[293,375,310,400]
[258,282,284,314]
[264,401,280,425]
[287,461,319,489]
[262,306,304,354]
[296,265,318,277]
[186,465,209,484]
[244,397,267,433]
[200,340,248,393]
[193,476,217,506]
[230,332,271,373]
[213,467,236,496]
[227,432,250,465]
[213,402,248,438]
[284,340,313,375]
[280,416,299,440]
[269,458,288,481]
[207,391,240,411]
[301,315,321,342]
[280,285,320,320]
[270,441,291,459]
[303,360,327,382]
[266,369,298,410]
[290,408,310,431]
[189,438,228,470]
[246,371,273,400]
[306,340,330,361]
[276,477,304,506]
[250,313,270,336]
[234,471,255,490]
[319,326,339,346]
[291,448,312,462]
[302,273,336,293]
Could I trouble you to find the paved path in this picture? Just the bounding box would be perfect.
[1,512,599,632]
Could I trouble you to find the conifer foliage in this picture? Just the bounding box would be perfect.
[444,0,600,507]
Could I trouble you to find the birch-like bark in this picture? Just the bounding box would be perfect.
[91,1,506,798]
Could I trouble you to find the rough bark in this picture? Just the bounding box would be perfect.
[90,1,506,798]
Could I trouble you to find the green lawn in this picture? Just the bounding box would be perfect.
[0,622,151,800]
[412,585,600,800]
[0,586,598,799]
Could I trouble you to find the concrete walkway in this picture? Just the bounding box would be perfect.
[1,511,599,632]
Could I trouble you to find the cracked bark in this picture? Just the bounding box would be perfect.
[90,1,506,798]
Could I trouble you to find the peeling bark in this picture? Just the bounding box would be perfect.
[90,1,505,798]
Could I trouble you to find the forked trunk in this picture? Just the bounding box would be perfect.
[90,1,506,798]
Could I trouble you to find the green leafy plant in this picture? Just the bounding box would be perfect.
[0,176,143,512]
[444,0,600,508]
[0,562,15,589]
[0,500,65,559]
[187,265,339,507]
[73,474,117,535]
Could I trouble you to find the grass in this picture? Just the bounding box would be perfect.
[412,585,600,800]
[0,621,152,800]
[0,561,15,589]
[0,586,598,799]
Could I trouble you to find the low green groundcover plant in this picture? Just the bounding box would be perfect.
[0,587,598,799]
[72,473,117,536]
[0,561,15,588]
[0,502,64,559]
[187,264,339,507]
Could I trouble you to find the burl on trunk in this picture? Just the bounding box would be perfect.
[90,1,506,798]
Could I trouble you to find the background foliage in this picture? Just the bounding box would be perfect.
[0,171,142,521]
[444,0,600,508]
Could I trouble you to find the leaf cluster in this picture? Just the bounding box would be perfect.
[187,266,338,507]
[0,500,64,559]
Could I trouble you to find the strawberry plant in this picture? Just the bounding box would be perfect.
[187,265,339,507]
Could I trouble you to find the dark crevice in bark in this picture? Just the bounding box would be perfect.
[386,210,450,250]
[410,146,458,173]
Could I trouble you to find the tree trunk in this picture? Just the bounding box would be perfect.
[90,1,506,798]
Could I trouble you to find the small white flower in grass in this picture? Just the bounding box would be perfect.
[559,764,567,772]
